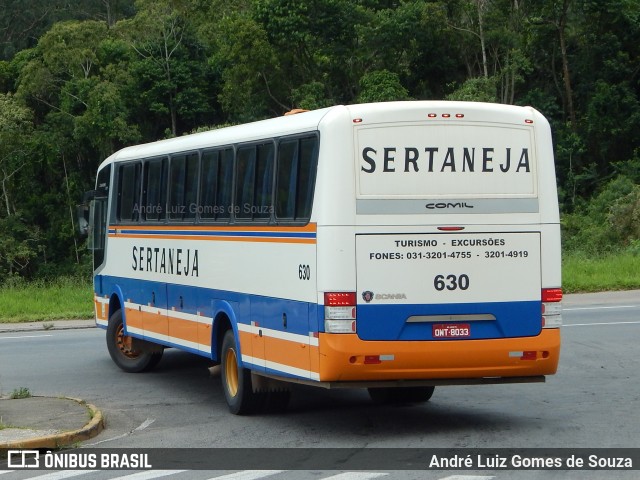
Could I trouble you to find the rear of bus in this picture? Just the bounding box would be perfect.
[313,101,561,386]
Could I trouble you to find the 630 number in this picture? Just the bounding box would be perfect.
[298,264,311,280]
[434,274,470,291]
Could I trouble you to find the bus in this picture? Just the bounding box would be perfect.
[80,101,562,414]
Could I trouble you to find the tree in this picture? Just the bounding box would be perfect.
[0,93,33,217]
[357,70,410,103]
[117,0,213,136]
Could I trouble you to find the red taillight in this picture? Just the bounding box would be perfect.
[542,288,563,303]
[364,355,382,365]
[324,292,357,306]
[324,292,357,333]
[542,288,562,329]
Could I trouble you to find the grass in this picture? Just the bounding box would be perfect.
[563,251,640,293]
[0,276,93,323]
[10,387,32,399]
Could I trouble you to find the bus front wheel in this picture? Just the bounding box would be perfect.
[106,309,163,373]
[220,330,262,415]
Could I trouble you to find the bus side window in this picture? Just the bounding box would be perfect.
[200,148,233,221]
[236,142,274,222]
[142,158,167,222]
[169,153,199,221]
[254,143,274,220]
[236,146,256,221]
[117,162,141,223]
[276,135,318,223]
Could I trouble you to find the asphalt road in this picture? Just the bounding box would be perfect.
[1,290,639,479]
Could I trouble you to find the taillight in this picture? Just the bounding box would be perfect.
[542,288,562,328]
[324,292,356,333]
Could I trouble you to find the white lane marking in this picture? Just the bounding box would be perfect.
[321,473,388,480]
[440,476,495,480]
[109,471,186,480]
[563,321,640,327]
[0,335,53,340]
[25,472,96,480]
[135,418,156,431]
[563,305,639,311]
[206,471,284,480]
[83,418,156,446]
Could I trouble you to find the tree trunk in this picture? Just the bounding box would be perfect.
[558,0,577,129]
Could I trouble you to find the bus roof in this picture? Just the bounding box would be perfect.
[97,101,543,171]
[98,105,335,170]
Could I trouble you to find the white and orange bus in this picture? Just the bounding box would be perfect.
[81,101,562,414]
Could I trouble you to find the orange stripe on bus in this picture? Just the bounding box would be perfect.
[266,335,317,373]
[238,330,254,358]
[235,331,319,376]
[166,315,199,345]
[109,234,316,244]
[93,300,107,321]
[124,307,144,330]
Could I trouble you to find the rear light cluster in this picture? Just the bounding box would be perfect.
[324,292,356,333]
[542,288,563,328]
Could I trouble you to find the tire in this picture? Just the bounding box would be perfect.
[220,330,262,415]
[106,309,163,373]
[368,386,435,405]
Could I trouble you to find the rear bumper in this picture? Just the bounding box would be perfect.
[317,329,560,382]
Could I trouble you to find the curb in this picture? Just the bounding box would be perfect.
[0,320,96,334]
[0,397,104,449]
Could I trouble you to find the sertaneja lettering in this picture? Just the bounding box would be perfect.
[361,146,530,174]
[132,246,199,277]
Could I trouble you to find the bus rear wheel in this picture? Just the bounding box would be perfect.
[220,330,262,415]
[368,386,435,405]
[106,309,163,373]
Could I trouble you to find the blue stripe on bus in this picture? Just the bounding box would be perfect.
[97,274,317,344]
[356,300,542,341]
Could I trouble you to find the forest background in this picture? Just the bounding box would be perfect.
[0,0,639,296]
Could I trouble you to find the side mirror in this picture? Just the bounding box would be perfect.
[77,190,101,236]
[77,204,90,236]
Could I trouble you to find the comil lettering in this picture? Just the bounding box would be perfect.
[360,146,530,174]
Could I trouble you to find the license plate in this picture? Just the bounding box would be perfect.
[432,323,471,339]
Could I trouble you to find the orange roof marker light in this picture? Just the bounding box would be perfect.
[284,108,309,116]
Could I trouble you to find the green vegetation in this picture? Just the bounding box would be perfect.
[10,387,32,399]
[0,277,92,322]
[561,175,640,292]
[563,252,640,293]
